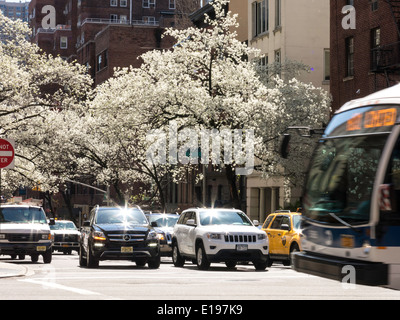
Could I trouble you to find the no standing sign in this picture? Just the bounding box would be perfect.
[0,138,15,169]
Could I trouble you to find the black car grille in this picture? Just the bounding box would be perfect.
[7,234,41,242]
[54,234,79,242]
[107,231,147,243]
[224,234,257,243]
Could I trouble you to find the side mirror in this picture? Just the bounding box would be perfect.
[83,220,91,227]
[186,219,196,227]
[253,220,259,227]
[151,221,158,227]
[281,223,290,231]
[49,218,55,226]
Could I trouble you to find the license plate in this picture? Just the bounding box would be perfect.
[36,246,47,252]
[341,235,354,248]
[62,244,70,247]
[236,244,248,251]
[121,247,133,253]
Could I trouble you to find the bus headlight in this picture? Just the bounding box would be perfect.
[362,241,371,255]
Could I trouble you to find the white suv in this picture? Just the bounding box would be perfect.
[172,208,269,270]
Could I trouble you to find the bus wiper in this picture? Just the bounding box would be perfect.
[327,211,361,234]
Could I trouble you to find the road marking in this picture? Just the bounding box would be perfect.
[19,279,101,296]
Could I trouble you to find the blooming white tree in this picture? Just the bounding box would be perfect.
[87,0,331,209]
[0,11,92,197]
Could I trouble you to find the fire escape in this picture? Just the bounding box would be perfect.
[371,0,400,90]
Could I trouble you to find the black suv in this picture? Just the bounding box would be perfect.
[79,206,160,268]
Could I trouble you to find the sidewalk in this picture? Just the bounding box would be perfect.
[0,262,27,278]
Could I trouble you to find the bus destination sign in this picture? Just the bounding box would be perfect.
[346,107,397,132]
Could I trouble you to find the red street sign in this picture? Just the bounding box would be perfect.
[0,139,15,169]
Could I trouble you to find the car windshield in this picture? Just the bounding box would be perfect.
[303,134,387,225]
[50,221,77,230]
[148,215,179,227]
[96,208,148,225]
[199,210,252,226]
[0,207,47,224]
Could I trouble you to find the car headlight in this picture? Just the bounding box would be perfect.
[147,231,158,240]
[42,233,51,240]
[258,233,266,240]
[157,232,165,241]
[93,231,106,241]
[207,233,222,240]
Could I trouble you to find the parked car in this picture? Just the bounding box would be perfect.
[172,208,269,270]
[0,205,54,263]
[79,206,160,268]
[146,213,179,256]
[261,210,302,266]
[50,220,80,255]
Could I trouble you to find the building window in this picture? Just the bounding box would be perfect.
[275,49,281,64]
[371,27,381,48]
[143,0,156,8]
[120,15,127,23]
[275,0,281,28]
[110,14,118,22]
[252,0,268,38]
[324,49,330,81]
[143,16,156,24]
[110,0,118,7]
[371,0,378,11]
[169,0,175,9]
[371,27,381,70]
[97,50,108,72]
[120,0,127,6]
[60,36,68,49]
[345,36,354,77]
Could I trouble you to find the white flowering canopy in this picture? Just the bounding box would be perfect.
[0,11,92,195]
[0,0,330,208]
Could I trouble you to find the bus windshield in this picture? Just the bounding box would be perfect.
[303,134,388,225]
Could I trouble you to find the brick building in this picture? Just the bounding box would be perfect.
[330,0,400,112]
[29,0,179,85]
[0,0,30,22]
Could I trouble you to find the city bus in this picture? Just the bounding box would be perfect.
[292,83,400,289]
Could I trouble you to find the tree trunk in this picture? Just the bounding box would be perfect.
[225,164,242,210]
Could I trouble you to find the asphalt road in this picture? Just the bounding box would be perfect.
[0,252,400,302]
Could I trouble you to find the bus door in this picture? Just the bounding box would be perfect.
[376,128,400,254]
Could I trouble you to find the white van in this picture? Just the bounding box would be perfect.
[0,205,54,263]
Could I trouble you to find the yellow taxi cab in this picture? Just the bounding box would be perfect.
[261,210,302,266]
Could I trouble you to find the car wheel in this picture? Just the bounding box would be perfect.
[79,245,87,267]
[86,244,99,268]
[135,258,147,267]
[267,255,273,267]
[253,260,268,271]
[225,261,237,269]
[43,249,52,264]
[31,254,39,263]
[172,242,185,267]
[289,243,300,266]
[196,243,210,270]
[148,255,161,269]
